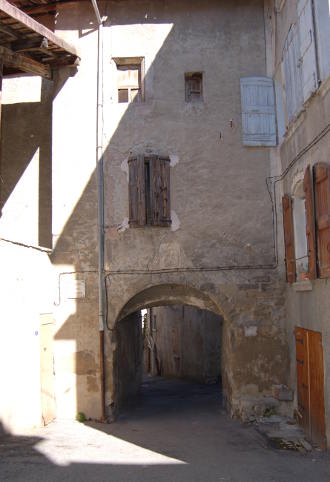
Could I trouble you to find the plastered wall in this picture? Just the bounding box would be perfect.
[0,0,293,430]
[51,0,290,421]
[0,76,54,433]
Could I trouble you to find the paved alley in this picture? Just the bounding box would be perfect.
[1,377,330,482]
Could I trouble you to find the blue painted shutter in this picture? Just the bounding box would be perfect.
[274,79,286,144]
[298,0,318,102]
[240,76,277,147]
[313,0,330,82]
[283,25,303,122]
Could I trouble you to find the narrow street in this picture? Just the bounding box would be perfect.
[1,377,330,482]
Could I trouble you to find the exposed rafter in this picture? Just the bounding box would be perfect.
[0,45,51,77]
[0,0,79,77]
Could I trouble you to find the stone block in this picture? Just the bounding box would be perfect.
[272,385,293,401]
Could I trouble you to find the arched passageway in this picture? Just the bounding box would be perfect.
[113,284,224,414]
[106,281,289,423]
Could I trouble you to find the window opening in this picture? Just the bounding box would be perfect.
[185,72,203,102]
[292,181,308,279]
[114,57,145,103]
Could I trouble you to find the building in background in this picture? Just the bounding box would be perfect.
[143,306,222,385]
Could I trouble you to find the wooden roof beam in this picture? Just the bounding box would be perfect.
[0,0,79,59]
[0,21,20,39]
[11,36,49,51]
[0,45,51,78]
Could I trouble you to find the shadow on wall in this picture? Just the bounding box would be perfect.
[0,78,53,248]
[1,0,275,423]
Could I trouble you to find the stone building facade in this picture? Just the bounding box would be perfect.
[51,0,289,423]
[0,0,329,449]
[266,0,330,448]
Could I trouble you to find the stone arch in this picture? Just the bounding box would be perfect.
[116,283,222,323]
[109,283,226,416]
[105,278,289,423]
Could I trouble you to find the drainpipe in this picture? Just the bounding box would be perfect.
[91,0,106,423]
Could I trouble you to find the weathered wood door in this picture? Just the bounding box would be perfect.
[295,327,326,448]
[40,315,56,425]
[295,328,309,433]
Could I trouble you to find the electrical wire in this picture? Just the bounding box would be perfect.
[0,237,52,253]
[102,123,330,329]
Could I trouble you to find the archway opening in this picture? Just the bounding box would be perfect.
[115,299,224,418]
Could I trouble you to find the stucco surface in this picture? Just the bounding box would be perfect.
[50,0,289,422]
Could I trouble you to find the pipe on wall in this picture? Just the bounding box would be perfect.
[91,0,106,423]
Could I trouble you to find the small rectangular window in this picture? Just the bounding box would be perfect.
[185,72,203,102]
[113,57,145,103]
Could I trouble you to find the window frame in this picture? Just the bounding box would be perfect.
[282,163,330,283]
[113,57,145,104]
[185,72,203,103]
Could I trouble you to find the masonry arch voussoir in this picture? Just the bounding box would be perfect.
[116,283,223,323]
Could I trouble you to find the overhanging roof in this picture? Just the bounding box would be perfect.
[0,0,79,78]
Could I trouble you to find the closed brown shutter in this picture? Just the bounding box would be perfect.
[282,194,296,283]
[314,162,330,278]
[128,154,146,227]
[303,165,317,279]
[150,156,171,227]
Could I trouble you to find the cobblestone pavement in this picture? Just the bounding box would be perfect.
[1,377,330,482]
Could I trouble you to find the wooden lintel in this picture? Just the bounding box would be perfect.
[0,0,79,59]
[0,45,51,79]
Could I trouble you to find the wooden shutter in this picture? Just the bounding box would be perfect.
[297,0,318,102]
[314,163,330,278]
[128,154,146,227]
[149,156,171,227]
[283,25,303,122]
[303,165,317,279]
[240,77,277,146]
[282,194,296,283]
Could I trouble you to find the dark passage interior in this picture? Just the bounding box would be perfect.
[116,305,223,416]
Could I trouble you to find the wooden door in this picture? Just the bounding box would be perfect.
[295,327,310,433]
[40,315,56,425]
[295,327,326,448]
[308,331,326,448]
